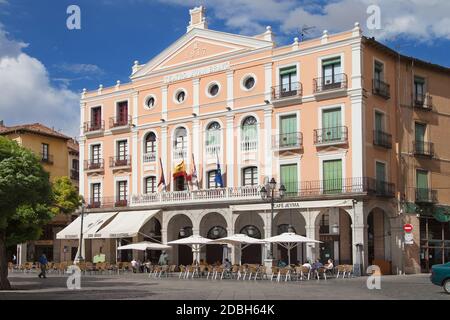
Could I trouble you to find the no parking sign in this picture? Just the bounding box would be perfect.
[404,224,414,245]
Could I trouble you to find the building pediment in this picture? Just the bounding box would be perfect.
[131,28,274,80]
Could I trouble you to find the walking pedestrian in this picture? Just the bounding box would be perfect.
[38,253,48,279]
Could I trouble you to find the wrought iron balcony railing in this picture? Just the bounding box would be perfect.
[373,79,390,99]
[313,73,348,93]
[83,121,104,133]
[373,130,392,149]
[143,152,156,163]
[314,126,348,146]
[84,159,104,171]
[109,115,132,129]
[273,132,303,150]
[70,169,79,180]
[413,141,434,157]
[414,94,433,111]
[415,188,438,204]
[109,155,131,168]
[40,153,54,165]
[272,82,302,100]
[86,197,129,209]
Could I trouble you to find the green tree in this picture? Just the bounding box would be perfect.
[0,136,53,289]
[51,176,82,216]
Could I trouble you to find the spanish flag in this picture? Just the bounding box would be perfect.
[173,160,187,179]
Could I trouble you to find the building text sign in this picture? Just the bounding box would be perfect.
[163,62,230,84]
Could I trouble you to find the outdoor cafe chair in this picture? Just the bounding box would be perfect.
[270,267,279,281]
[168,264,177,277]
[278,267,291,282]
[247,265,258,280]
[213,266,225,280]
[205,265,214,279]
[178,265,186,279]
[199,265,207,278]
[315,267,328,280]
[151,265,161,278]
[230,265,240,279]
[159,265,169,278]
[253,265,266,281]
[237,265,248,280]
[344,265,353,278]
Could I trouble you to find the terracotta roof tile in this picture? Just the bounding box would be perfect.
[0,123,72,140]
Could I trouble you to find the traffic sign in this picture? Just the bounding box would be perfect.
[403,224,413,233]
[405,233,414,244]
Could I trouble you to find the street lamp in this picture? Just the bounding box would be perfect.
[260,178,286,259]
[76,202,86,264]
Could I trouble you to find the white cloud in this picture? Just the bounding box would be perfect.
[56,63,105,75]
[159,0,450,41]
[0,26,80,137]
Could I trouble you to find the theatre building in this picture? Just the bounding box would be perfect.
[59,7,450,274]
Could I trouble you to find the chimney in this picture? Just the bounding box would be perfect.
[187,6,208,33]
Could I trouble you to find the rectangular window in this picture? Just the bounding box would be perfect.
[145,177,156,194]
[322,57,342,86]
[243,167,258,186]
[280,66,297,95]
[376,161,387,194]
[414,76,425,100]
[91,183,101,203]
[415,122,426,154]
[91,144,101,163]
[91,107,102,128]
[416,169,429,202]
[117,101,128,125]
[280,164,298,195]
[375,111,384,132]
[117,140,128,160]
[323,159,342,194]
[280,114,297,147]
[208,170,218,189]
[374,61,384,81]
[72,159,79,170]
[322,108,342,142]
[41,143,49,160]
[117,181,128,201]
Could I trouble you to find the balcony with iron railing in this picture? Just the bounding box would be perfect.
[40,153,54,165]
[86,197,129,209]
[205,144,221,157]
[414,94,433,111]
[109,155,132,168]
[84,159,104,172]
[314,126,348,146]
[273,132,303,151]
[143,152,156,163]
[173,148,187,161]
[415,188,438,204]
[413,141,434,158]
[70,169,79,180]
[126,177,395,209]
[373,130,392,149]
[83,121,105,134]
[109,115,132,131]
[313,73,348,98]
[271,82,302,107]
[372,79,390,99]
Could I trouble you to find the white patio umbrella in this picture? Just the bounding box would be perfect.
[117,241,171,251]
[209,234,265,265]
[263,232,322,265]
[167,235,212,263]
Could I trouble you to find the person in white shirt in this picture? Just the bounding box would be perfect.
[302,260,312,270]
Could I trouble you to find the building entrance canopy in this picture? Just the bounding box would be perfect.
[94,210,160,239]
[56,211,118,239]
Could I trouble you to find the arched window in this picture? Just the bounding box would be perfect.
[242,166,258,186]
[174,127,187,160]
[241,116,257,151]
[144,132,156,162]
[240,225,261,239]
[207,226,227,239]
[206,121,221,156]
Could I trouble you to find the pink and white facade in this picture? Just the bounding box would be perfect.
[76,7,411,273]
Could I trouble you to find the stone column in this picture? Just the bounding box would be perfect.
[351,200,367,276]
[226,115,235,187]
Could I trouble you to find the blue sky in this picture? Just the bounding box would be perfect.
[0,0,449,136]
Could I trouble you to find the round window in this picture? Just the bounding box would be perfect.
[208,83,219,97]
[244,76,255,90]
[176,91,186,103]
[146,96,155,108]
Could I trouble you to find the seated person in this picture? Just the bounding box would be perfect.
[311,259,323,271]
[302,260,312,269]
[223,259,232,270]
[131,259,139,273]
[277,260,287,268]
[325,259,334,270]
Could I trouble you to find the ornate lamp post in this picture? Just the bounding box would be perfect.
[76,202,86,264]
[260,178,286,259]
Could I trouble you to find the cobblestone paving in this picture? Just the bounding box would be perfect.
[0,272,448,300]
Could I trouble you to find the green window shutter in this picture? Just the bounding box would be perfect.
[280,164,298,195]
[322,108,342,142]
[375,112,383,132]
[376,162,386,182]
[323,160,342,194]
[322,57,341,67]
[280,115,297,146]
[415,123,426,153]
[280,66,297,76]
[416,170,429,201]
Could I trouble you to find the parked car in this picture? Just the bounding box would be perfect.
[430,262,450,294]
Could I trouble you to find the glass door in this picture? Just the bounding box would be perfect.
[280,66,297,96]
[280,164,298,195]
[376,162,386,194]
[322,57,342,88]
[416,170,429,201]
[415,122,426,153]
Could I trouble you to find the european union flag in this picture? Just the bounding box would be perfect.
[215,161,224,188]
